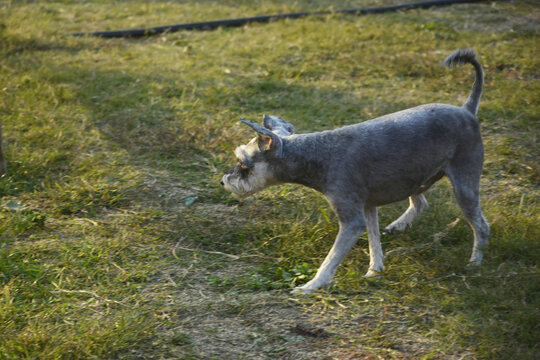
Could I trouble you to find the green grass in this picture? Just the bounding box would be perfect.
[1,0,539,359]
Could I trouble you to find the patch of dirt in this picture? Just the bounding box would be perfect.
[143,259,331,359]
[141,256,465,359]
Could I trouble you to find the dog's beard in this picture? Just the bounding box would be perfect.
[222,163,274,198]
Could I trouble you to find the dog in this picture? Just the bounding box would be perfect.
[221,49,489,293]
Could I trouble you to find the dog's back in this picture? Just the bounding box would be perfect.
[281,49,485,206]
[283,102,481,206]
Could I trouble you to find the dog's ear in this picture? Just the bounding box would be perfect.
[241,118,284,157]
[263,114,294,136]
[257,133,278,153]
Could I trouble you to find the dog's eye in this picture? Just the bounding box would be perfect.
[240,165,251,174]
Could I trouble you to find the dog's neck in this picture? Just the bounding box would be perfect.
[272,134,334,192]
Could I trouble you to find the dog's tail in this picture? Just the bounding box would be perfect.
[443,48,484,116]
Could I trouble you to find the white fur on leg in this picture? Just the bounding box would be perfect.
[384,194,428,234]
[364,206,384,277]
[292,220,364,294]
[465,212,489,268]
[468,218,488,266]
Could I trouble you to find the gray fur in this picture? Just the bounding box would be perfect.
[263,114,294,137]
[443,49,483,116]
[221,49,489,293]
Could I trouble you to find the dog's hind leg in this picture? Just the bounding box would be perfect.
[446,164,489,266]
[364,206,384,277]
[384,194,429,235]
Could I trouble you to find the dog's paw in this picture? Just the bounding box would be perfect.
[290,286,315,296]
[467,252,483,268]
[465,260,482,272]
[383,223,406,235]
[364,269,383,279]
[291,279,334,295]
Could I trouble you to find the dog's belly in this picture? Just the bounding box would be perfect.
[341,105,467,206]
[365,170,445,206]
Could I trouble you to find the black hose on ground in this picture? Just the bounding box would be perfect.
[70,0,485,38]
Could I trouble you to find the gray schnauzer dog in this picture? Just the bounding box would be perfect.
[221,49,489,293]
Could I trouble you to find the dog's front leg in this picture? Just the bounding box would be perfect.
[292,216,365,294]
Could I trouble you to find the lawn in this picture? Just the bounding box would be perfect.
[0,0,538,359]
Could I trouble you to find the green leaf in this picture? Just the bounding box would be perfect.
[184,196,198,207]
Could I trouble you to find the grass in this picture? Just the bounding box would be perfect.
[0,0,539,359]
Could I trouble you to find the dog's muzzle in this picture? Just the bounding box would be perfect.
[220,167,235,187]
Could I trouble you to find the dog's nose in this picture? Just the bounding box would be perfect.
[220,180,224,186]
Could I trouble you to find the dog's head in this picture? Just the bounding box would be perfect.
[221,115,294,198]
